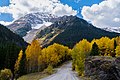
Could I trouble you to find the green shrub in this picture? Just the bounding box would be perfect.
[44,65,53,75]
[0,68,13,80]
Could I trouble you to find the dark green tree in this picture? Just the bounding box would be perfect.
[114,40,117,50]
[90,42,100,56]
[111,40,117,57]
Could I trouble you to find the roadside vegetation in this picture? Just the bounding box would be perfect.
[13,40,71,79]
[17,67,55,80]
[1,36,120,79]
[72,36,120,76]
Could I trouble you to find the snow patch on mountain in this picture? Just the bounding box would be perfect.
[32,22,52,29]
[102,27,120,33]
[23,29,38,43]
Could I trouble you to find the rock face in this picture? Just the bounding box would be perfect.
[85,56,120,80]
[7,12,57,37]
[36,16,120,48]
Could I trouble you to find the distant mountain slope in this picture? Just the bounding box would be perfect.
[0,24,27,47]
[7,12,57,37]
[6,12,120,48]
[35,16,120,48]
[102,27,120,33]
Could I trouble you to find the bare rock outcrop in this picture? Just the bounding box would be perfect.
[85,56,120,80]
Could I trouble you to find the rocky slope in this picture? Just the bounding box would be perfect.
[7,12,120,47]
[85,56,120,80]
[35,16,120,48]
[7,12,57,37]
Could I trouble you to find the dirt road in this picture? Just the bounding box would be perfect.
[40,62,80,80]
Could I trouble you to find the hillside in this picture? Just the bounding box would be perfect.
[0,24,27,72]
[6,13,120,48]
[0,24,27,47]
[35,16,120,48]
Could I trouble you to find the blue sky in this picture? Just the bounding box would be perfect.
[0,0,119,28]
[0,0,9,7]
[0,0,13,22]
[60,0,103,17]
[0,0,102,22]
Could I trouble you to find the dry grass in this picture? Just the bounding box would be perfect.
[17,71,49,80]
[17,61,70,80]
[17,68,57,80]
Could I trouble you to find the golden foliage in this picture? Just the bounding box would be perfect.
[72,39,91,75]
[0,68,13,80]
[72,37,120,75]
[116,45,120,57]
[25,40,71,73]
[14,50,23,74]
[25,40,42,73]
[38,43,71,69]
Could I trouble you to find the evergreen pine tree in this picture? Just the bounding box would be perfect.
[112,40,117,57]
[90,42,99,56]
[114,40,117,50]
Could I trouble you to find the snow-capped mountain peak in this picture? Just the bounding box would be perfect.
[102,27,120,33]
[7,12,58,37]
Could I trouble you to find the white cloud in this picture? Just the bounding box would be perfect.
[0,0,77,21]
[113,18,120,22]
[81,0,120,28]
[0,21,13,26]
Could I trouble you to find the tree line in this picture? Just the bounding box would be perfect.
[1,36,120,79]
[13,40,71,79]
[72,36,120,76]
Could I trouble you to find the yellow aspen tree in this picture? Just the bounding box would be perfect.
[26,40,41,73]
[116,45,120,57]
[72,39,91,75]
[38,43,71,71]
[14,50,23,75]
[115,36,120,45]
[95,37,111,56]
